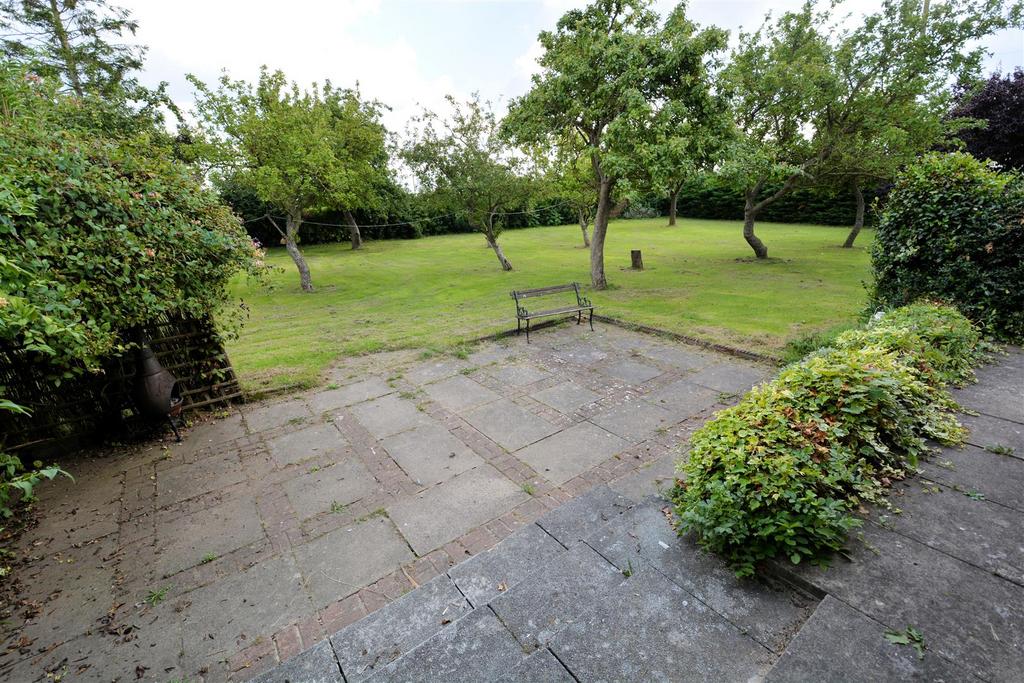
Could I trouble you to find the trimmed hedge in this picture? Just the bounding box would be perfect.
[870,153,1024,340]
[670,302,984,577]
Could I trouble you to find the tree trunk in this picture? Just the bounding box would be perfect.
[48,0,83,97]
[578,208,591,248]
[842,183,865,248]
[484,216,512,271]
[667,189,679,226]
[344,210,363,250]
[743,184,769,259]
[285,212,313,292]
[590,176,614,289]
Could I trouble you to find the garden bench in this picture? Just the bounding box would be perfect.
[510,282,594,342]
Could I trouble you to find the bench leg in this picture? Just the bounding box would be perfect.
[517,318,521,336]
[526,319,530,343]
[589,308,594,331]
[577,310,582,325]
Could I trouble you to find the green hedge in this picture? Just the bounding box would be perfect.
[870,153,1024,340]
[670,302,985,576]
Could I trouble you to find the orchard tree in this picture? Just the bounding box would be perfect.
[189,67,389,291]
[725,0,1016,259]
[534,135,598,247]
[504,0,727,288]
[403,94,533,271]
[950,68,1024,170]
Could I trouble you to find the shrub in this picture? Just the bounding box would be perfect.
[0,400,68,520]
[671,304,979,576]
[870,153,1024,340]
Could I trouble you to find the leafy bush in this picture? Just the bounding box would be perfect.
[0,400,67,520]
[671,303,980,576]
[870,153,1024,340]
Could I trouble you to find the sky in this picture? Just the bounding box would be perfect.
[122,0,1024,132]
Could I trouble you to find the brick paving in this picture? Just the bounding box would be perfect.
[0,323,771,682]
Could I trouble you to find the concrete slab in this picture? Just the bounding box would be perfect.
[551,343,608,364]
[251,639,343,683]
[244,399,314,433]
[766,596,973,683]
[282,457,379,520]
[489,543,625,647]
[919,444,1024,512]
[331,575,470,682]
[462,399,559,452]
[640,345,717,371]
[423,375,501,413]
[404,358,473,386]
[536,485,634,547]
[951,382,1023,423]
[486,363,551,387]
[643,379,721,421]
[183,411,249,448]
[514,422,629,485]
[588,503,815,654]
[349,394,433,440]
[154,497,264,577]
[155,451,246,509]
[550,568,775,682]
[588,399,675,442]
[599,359,663,384]
[387,465,528,555]
[267,423,349,468]
[380,423,483,487]
[687,361,770,395]
[608,452,679,503]
[180,553,313,662]
[532,382,600,414]
[960,412,1024,458]
[307,377,393,414]
[493,649,574,682]
[294,515,414,608]
[365,608,525,683]
[448,523,567,607]
[467,344,518,366]
[785,522,1024,681]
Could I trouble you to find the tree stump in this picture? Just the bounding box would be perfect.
[630,249,644,270]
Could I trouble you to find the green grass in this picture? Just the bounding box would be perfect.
[226,217,872,391]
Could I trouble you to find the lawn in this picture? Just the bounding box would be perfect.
[226,217,872,391]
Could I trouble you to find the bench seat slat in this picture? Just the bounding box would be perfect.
[521,304,592,319]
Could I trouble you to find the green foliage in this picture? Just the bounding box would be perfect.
[870,153,1024,340]
[885,626,926,659]
[0,401,69,519]
[671,304,981,577]
[0,66,264,374]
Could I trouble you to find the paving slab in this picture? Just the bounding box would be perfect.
[267,423,349,468]
[639,345,717,371]
[293,515,414,608]
[331,575,471,682]
[919,444,1024,511]
[514,422,629,485]
[608,452,679,503]
[423,374,501,413]
[686,361,770,395]
[766,596,973,683]
[531,381,600,414]
[154,497,264,577]
[535,485,633,547]
[183,411,249,449]
[588,399,675,442]
[588,503,815,654]
[461,399,559,452]
[252,639,343,683]
[952,380,1024,424]
[486,363,551,387]
[155,451,246,508]
[245,399,314,433]
[488,543,625,646]
[550,567,774,682]
[493,648,575,683]
[365,608,525,683]
[387,465,529,555]
[448,523,567,606]
[643,379,722,421]
[179,553,313,662]
[959,412,1024,458]
[467,344,518,366]
[599,359,663,384]
[784,522,1024,681]
[349,394,434,439]
[550,343,608,364]
[873,481,1024,585]
[307,377,393,414]
[404,358,473,385]
[282,457,379,520]
[380,423,483,486]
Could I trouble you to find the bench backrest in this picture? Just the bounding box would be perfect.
[510,282,582,304]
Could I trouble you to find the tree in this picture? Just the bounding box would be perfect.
[504,0,727,288]
[950,68,1024,171]
[0,0,144,98]
[189,67,389,291]
[725,0,1016,259]
[404,94,533,271]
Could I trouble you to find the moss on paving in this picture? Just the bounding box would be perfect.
[226,217,872,392]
